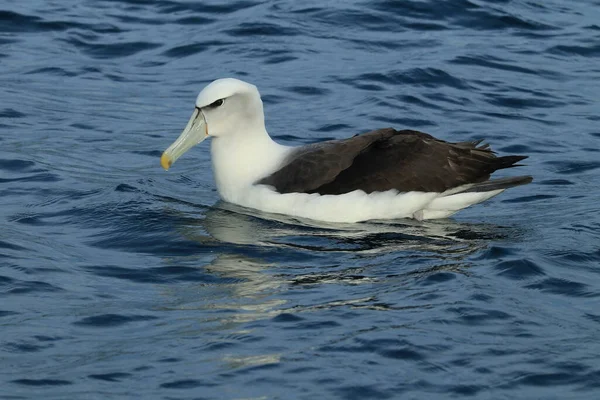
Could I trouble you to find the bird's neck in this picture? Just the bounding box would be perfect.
[210,128,290,202]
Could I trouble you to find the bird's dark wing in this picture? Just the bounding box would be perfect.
[257,128,529,194]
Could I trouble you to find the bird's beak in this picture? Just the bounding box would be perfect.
[161,108,208,170]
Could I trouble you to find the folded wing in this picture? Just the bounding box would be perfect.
[257,128,530,194]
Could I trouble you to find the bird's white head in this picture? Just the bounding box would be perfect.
[161,78,264,170]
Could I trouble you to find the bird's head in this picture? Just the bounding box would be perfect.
[161,78,263,170]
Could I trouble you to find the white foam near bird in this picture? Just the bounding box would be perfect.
[161,78,532,223]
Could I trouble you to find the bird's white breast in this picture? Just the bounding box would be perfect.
[210,134,291,203]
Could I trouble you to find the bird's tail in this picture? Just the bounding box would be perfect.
[459,176,533,193]
[414,176,533,220]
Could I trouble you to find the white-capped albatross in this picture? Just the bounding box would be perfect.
[161,78,532,222]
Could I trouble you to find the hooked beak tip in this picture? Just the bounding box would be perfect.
[160,153,172,171]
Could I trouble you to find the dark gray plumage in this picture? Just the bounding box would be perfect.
[257,128,532,195]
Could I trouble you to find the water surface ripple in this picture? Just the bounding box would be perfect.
[1,0,600,399]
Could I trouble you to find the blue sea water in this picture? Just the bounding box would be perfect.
[1,0,600,398]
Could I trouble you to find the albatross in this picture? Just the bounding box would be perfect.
[161,78,532,222]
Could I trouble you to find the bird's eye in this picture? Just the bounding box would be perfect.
[207,99,224,108]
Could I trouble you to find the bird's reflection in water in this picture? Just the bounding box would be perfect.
[171,201,515,300]
[158,201,518,369]
[200,201,512,253]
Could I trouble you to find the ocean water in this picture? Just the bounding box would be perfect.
[1,0,600,398]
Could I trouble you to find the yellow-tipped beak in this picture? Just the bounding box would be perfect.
[161,108,208,171]
[160,152,172,171]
